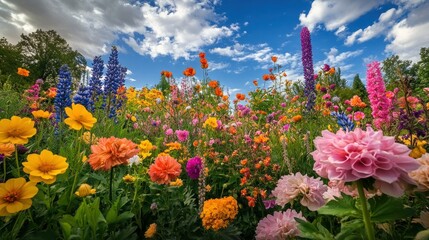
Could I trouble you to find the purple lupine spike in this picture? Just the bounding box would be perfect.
[301,27,315,111]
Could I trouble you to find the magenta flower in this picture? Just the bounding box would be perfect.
[272,172,327,211]
[165,128,173,136]
[186,156,202,179]
[255,209,306,240]
[366,61,392,129]
[312,127,420,197]
[175,129,189,142]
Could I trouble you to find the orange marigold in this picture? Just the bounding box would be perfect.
[292,115,302,122]
[148,155,182,184]
[183,67,196,77]
[88,137,139,171]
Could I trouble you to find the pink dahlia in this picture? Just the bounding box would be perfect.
[311,127,420,197]
[255,209,306,240]
[175,129,189,142]
[272,172,327,211]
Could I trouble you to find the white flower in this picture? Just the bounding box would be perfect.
[128,155,142,166]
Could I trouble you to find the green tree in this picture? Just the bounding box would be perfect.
[156,75,171,96]
[17,29,86,85]
[352,74,367,99]
[382,55,417,90]
[417,47,429,98]
[0,37,24,89]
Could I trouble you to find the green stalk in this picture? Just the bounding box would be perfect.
[109,167,114,202]
[357,181,375,240]
[15,147,20,177]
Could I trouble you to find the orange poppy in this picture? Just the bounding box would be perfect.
[199,52,206,59]
[208,80,218,88]
[236,93,245,101]
[269,74,276,81]
[164,71,172,78]
[252,80,258,86]
[292,115,302,122]
[183,67,196,77]
[262,74,270,81]
[17,68,30,77]
[271,56,278,63]
[215,87,223,97]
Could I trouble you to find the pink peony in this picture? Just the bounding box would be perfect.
[255,209,306,240]
[175,129,189,142]
[312,127,420,197]
[165,128,173,136]
[272,172,327,211]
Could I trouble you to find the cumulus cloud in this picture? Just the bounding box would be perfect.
[299,0,380,32]
[0,0,238,60]
[385,1,429,61]
[345,7,403,45]
[208,61,229,71]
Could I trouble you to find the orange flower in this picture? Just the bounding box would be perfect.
[208,80,218,88]
[253,80,258,86]
[349,95,366,108]
[254,134,269,144]
[148,155,182,184]
[200,58,208,65]
[183,67,196,77]
[164,71,172,78]
[316,83,321,91]
[236,93,245,101]
[328,67,335,75]
[222,95,229,101]
[0,143,15,157]
[199,52,206,59]
[292,115,302,122]
[291,95,299,102]
[262,74,270,81]
[269,74,276,81]
[46,87,57,98]
[271,56,278,63]
[17,68,30,77]
[215,87,223,97]
[88,137,139,171]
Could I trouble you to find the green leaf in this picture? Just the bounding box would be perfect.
[318,194,361,218]
[106,197,120,224]
[369,195,415,222]
[335,219,364,240]
[296,219,335,240]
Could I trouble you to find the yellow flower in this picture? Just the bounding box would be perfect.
[205,184,212,192]
[31,110,51,119]
[0,177,38,216]
[82,156,88,163]
[64,103,97,130]
[203,117,218,129]
[0,143,15,157]
[169,178,183,187]
[410,146,427,159]
[75,183,96,197]
[139,140,153,159]
[22,149,69,184]
[144,223,157,238]
[200,196,238,231]
[164,142,181,153]
[0,116,37,144]
[123,174,136,183]
[131,116,137,122]
[81,131,98,144]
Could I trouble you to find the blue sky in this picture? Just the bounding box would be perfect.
[1,0,428,95]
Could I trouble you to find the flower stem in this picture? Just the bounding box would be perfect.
[357,181,375,240]
[109,168,114,202]
[15,148,20,177]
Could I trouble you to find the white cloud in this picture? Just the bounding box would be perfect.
[0,0,238,60]
[210,43,245,57]
[385,2,429,61]
[323,48,363,66]
[126,69,133,75]
[208,61,229,71]
[127,77,137,82]
[345,7,402,45]
[335,25,346,36]
[299,0,380,32]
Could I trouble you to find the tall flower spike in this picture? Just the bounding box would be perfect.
[301,27,316,112]
[73,86,91,110]
[88,56,104,111]
[366,61,391,129]
[103,46,121,118]
[54,65,73,123]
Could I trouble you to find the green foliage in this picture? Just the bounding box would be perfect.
[17,29,86,86]
[0,90,26,118]
[351,74,367,99]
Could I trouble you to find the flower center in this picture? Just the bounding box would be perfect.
[8,129,21,137]
[3,191,19,203]
[39,163,55,173]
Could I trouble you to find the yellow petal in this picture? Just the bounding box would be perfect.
[6,201,23,213]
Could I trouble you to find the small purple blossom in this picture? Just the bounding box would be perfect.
[186,156,203,179]
[175,129,189,142]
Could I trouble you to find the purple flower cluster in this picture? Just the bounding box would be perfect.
[186,156,203,179]
[54,65,72,123]
[301,27,315,112]
[88,56,104,111]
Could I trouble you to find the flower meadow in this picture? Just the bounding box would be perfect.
[1,30,429,240]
